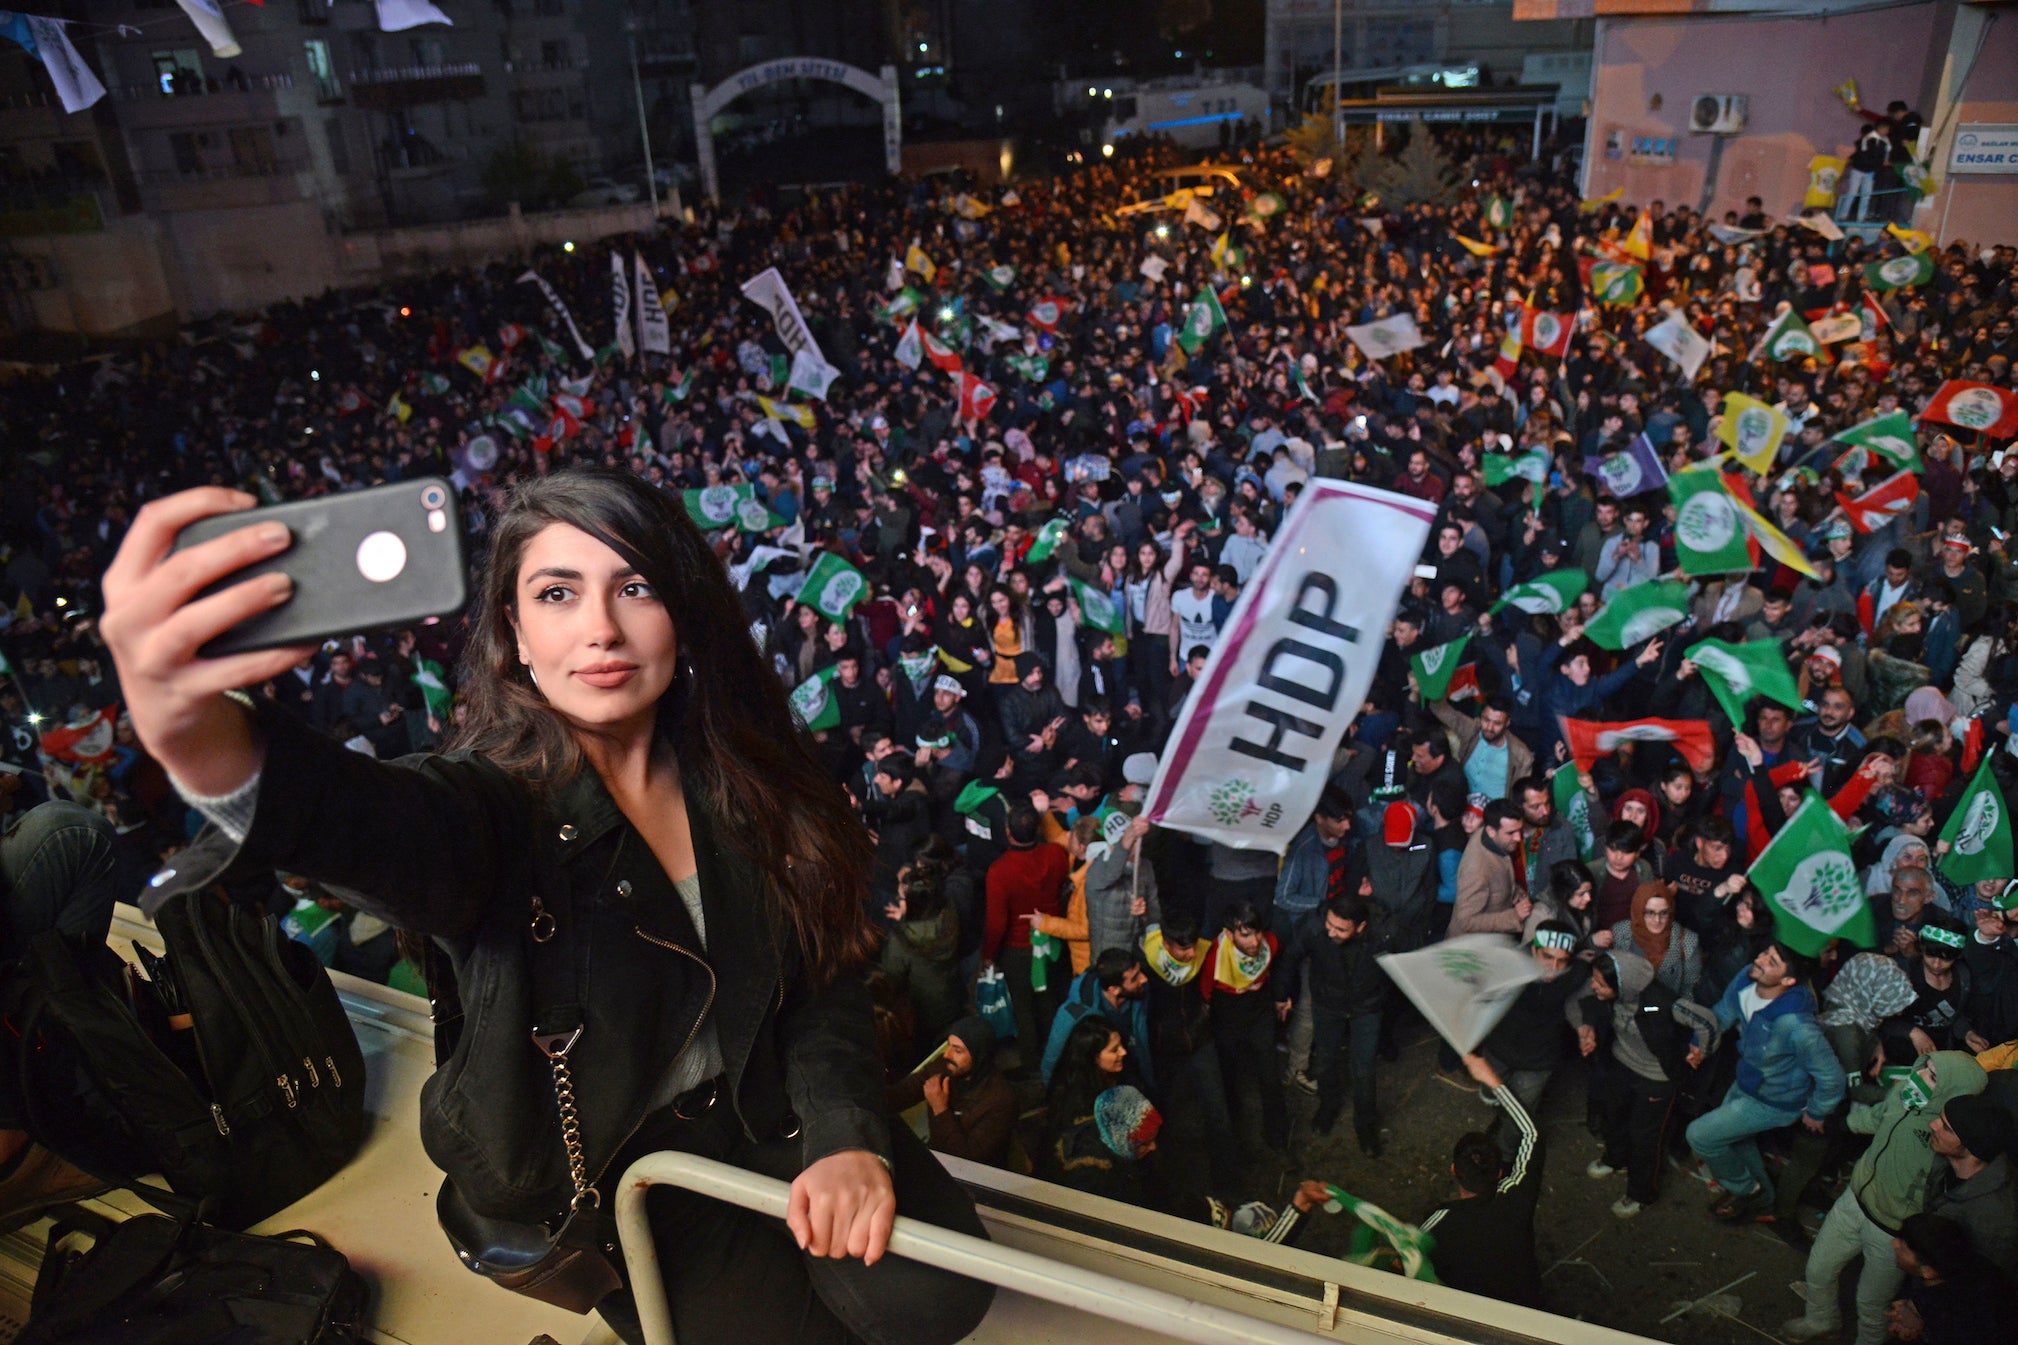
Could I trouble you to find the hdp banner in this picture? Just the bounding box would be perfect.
[517,269,596,360]
[740,266,828,366]
[1143,482,1432,851]
[634,252,671,355]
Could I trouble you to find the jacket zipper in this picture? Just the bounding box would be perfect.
[627,924,749,1144]
[190,903,308,1124]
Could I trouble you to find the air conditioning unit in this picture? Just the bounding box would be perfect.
[1689,94,1747,135]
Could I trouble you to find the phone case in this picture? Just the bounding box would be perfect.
[173,478,468,656]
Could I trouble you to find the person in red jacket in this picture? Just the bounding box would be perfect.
[982,799,1069,1071]
[1203,901,1289,1152]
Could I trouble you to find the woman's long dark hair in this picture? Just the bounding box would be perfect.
[1047,1016,1122,1128]
[448,471,875,986]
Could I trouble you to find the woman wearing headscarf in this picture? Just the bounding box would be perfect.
[1609,881,1701,997]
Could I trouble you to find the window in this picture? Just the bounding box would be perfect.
[411,37,445,67]
[325,119,351,176]
[540,39,567,69]
[304,38,340,99]
[229,125,278,174]
[151,49,203,95]
[169,132,203,175]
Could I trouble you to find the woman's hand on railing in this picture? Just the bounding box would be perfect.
[788,1149,897,1266]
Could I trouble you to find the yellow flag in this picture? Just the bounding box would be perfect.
[1886,223,1934,255]
[757,395,814,428]
[1623,209,1652,261]
[1453,234,1502,258]
[14,593,30,621]
[386,392,412,424]
[456,344,495,378]
[1578,186,1624,215]
[1803,155,1846,210]
[905,243,937,283]
[1833,78,1860,111]
[1732,493,1820,579]
[1716,392,1789,477]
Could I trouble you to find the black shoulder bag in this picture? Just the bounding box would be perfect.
[434,875,623,1314]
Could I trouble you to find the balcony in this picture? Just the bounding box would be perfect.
[102,74,295,129]
[141,154,311,211]
[348,64,486,109]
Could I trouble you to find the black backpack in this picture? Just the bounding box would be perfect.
[6,891,367,1229]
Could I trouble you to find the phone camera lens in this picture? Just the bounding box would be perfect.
[421,485,446,510]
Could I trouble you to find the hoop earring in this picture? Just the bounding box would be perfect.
[527,665,540,690]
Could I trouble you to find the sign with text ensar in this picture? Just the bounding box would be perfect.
[1950,124,2018,175]
[1144,482,1433,851]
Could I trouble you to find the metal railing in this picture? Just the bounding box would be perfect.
[349,63,483,85]
[614,1151,1328,1345]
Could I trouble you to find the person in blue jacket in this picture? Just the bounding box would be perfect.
[1684,941,1846,1223]
[1039,947,1153,1089]
[1533,628,1665,762]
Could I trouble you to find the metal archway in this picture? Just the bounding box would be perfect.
[691,57,900,203]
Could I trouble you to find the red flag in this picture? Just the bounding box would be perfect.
[336,388,366,418]
[1834,470,1920,533]
[1561,716,1717,774]
[39,706,119,765]
[958,372,997,422]
[1448,664,1480,702]
[921,330,963,374]
[1493,330,1522,381]
[498,323,526,349]
[1960,717,1986,775]
[545,410,580,442]
[1026,298,1068,333]
[1856,590,1875,639]
[1519,306,1574,359]
[1921,380,2018,438]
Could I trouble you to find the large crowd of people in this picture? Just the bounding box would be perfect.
[3,120,2017,1334]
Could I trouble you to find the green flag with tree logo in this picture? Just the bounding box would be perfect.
[1411,635,1471,701]
[1938,757,2014,887]
[1749,792,1873,956]
[800,552,869,625]
[1584,580,1691,651]
[789,665,842,732]
[1686,637,1804,726]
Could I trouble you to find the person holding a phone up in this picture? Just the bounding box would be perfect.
[97,472,994,1345]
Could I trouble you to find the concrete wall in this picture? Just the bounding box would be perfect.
[12,217,179,339]
[1923,8,2018,247]
[1583,4,1942,218]
[11,197,667,335]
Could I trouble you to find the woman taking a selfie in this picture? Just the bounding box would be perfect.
[99,473,994,1345]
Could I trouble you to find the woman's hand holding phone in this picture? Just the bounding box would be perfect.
[99,488,316,796]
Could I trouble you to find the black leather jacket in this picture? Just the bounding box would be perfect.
[146,705,888,1226]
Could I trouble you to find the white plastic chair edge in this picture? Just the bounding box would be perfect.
[613,1151,1329,1345]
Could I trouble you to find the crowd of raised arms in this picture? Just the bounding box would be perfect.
[2,121,2016,1337]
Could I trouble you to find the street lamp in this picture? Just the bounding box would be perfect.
[626,13,659,217]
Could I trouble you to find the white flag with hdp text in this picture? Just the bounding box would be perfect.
[1143,481,1432,851]
[634,252,671,355]
[740,267,827,366]
[611,252,635,360]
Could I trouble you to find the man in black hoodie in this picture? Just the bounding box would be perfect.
[1275,889,1398,1155]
